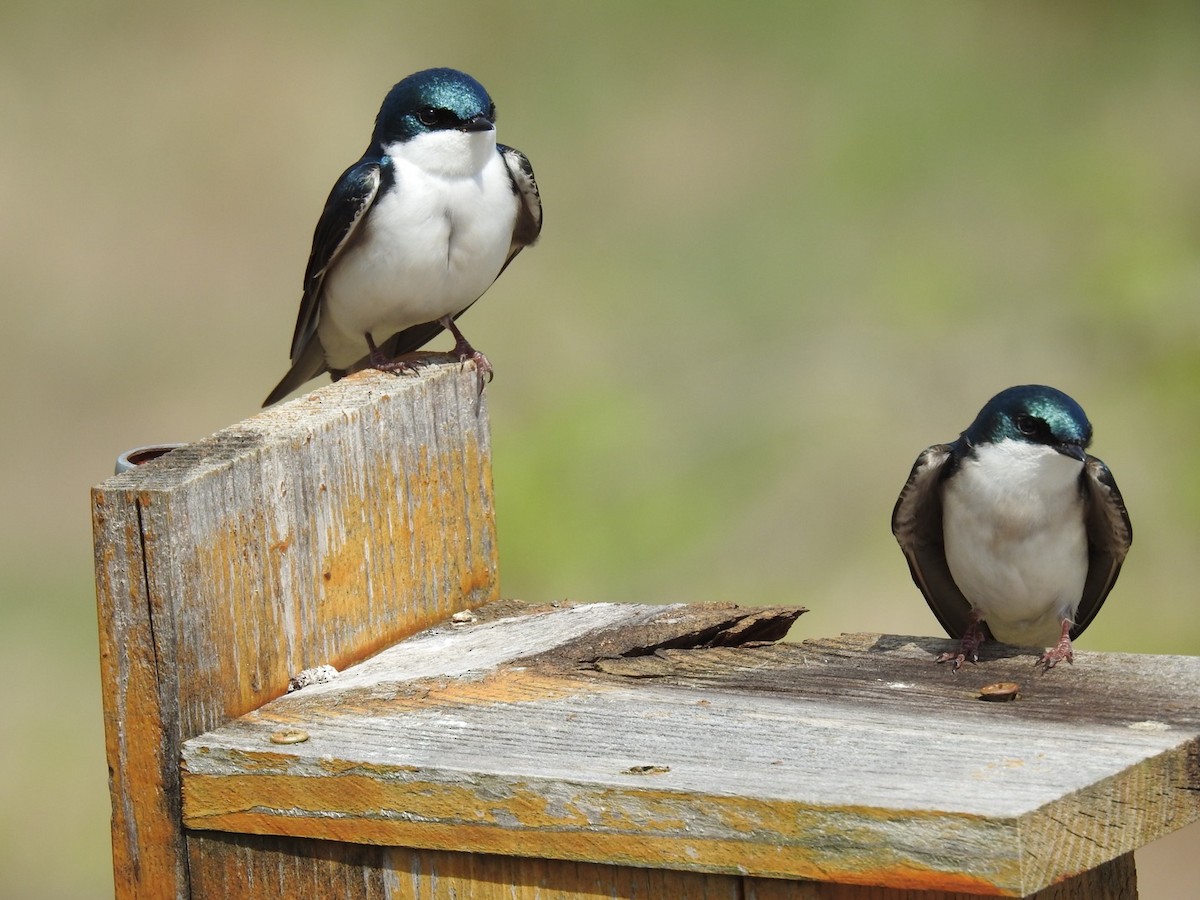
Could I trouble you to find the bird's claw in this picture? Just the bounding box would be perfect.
[1035,620,1076,673]
[372,356,421,377]
[935,650,977,672]
[936,615,985,672]
[364,334,421,377]
[458,349,493,397]
[1035,643,1074,672]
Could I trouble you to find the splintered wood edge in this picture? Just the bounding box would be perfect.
[234,600,807,701]
[94,357,485,492]
[180,606,1200,895]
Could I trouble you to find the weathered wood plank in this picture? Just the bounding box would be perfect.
[187,832,760,899]
[94,476,187,895]
[184,832,1136,899]
[184,833,1135,900]
[181,602,1198,897]
[93,360,497,899]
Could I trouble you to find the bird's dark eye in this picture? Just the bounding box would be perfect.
[487,102,496,121]
[417,106,442,127]
[1015,414,1040,436]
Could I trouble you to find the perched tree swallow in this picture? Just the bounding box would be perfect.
[264,67,542,406]
[892,385,1132,671]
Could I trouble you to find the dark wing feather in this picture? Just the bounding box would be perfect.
[263,160,381,406]
[360,319,450,368]
[891,444,976,639]
[1071,455,1133,639]
[497,142,543,272]
[357,144,542,367]
[289,160,382,360]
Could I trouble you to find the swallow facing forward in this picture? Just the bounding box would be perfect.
[892,385,1132,670]
[264,67,542,406]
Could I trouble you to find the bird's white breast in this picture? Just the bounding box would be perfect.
[942,440,1088,645]
[317,129,518,368]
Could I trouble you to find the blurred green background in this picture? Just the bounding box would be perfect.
[2,1,1197,896]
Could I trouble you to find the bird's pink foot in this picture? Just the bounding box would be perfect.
[439,315,492,395]
[373,357,421,376]
[1036,619,1075,672]
[937,612,987,672]
[457,347,493,382]
[364,334,420,376]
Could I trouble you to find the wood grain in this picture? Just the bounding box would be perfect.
[93,360,498,899]
[182,603,1198,896]
[187,832,761,900]
[184,834,1136,900]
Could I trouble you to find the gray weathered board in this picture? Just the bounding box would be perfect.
[182,600,1200,897]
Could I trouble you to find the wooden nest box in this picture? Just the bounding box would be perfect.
[92,360,1200,899]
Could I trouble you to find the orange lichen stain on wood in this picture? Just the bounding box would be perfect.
[412,668,602,707]
[696,800,1018,892]
[185,747,305,775]
[705,801,1019,895]
[312,758,423,777]
[456,439,500,602]
[782,863,1008,896]
[313,434,498,661]
[184,773,490,827]
[184,772,620,836]
[180,784,1017,895]
[247,670,606,730]
[316,450,408,610]
[177,508,298,719]
[166,428,500,718]
[93,487,188,895]
[188,770,725,843]
[185,723,1021,891]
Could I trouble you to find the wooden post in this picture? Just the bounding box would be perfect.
[94,361,1199,899]
[93,358,498,899]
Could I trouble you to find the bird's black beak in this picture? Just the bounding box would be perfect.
[459,113,495,133]
[1055,442,1087,462]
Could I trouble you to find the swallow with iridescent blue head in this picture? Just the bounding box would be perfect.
[891,385,1132,671]
[263,67,542,406]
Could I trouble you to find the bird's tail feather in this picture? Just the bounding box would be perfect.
[262,339,328,406]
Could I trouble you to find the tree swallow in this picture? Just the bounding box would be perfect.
[891,385,1132,671]
[263,67,542,406]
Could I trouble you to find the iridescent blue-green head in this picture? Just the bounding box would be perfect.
[962,384,1093,460]
[373,68,496,146]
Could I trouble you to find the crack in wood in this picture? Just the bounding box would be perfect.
[448,602,808,681]
[607,606,806,657]
[134,498,162,689]
[547,604,807,678]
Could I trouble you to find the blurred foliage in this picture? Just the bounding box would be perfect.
[1,1,1197,896]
